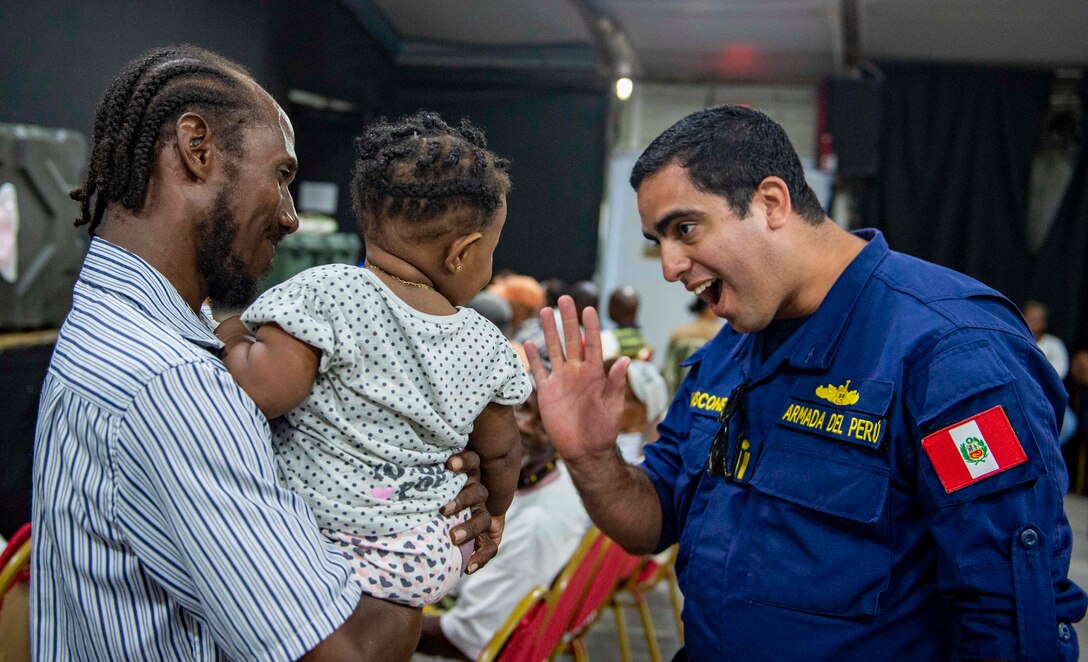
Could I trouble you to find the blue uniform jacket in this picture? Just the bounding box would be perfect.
[642,229,1086,661]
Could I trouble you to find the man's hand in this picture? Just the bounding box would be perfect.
[525,295,630,467]
[526,295,663,555]
[483,513,506,549]
[444,450,496,574]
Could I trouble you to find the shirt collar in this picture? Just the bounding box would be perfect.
[79,237,223,351]
[722,228,887,382]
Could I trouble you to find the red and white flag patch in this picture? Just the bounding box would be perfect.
[921,405,1028,493]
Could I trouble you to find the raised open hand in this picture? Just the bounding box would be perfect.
[525,295,630,466]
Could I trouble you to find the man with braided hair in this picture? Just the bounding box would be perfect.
[33,46,497,661]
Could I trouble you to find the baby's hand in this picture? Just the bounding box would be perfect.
[214,315,253,348]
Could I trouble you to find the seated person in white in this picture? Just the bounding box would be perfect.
[417,387,592,660]
[611,359,670,463]
[1022,300,1069,378]
[1022,301,1075,443]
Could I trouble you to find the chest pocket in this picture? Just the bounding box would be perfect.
[680,383,735,474]
[682,409,722,475]
[739,433,891,617]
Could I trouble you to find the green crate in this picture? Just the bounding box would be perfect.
[259,232,360,291]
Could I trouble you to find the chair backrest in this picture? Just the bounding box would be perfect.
[0,524,32,662]
[0,524,31,574]
[477,585,546,662]
[0,523,32,603]
[524,528,608,661]
[482,586,549,662]
[566,539,642,636]
[632,544,678,590]
[0,539,30,600]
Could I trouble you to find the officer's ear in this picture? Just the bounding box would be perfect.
[174,112,216,182]
[755,176,792,230]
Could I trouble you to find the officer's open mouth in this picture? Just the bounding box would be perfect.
[695,279,721,305]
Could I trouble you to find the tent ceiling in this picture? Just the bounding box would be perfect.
[349,0,1088,82]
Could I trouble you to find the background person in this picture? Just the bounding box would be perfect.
[661,297,723,396]
[569,280,600,329]
[601,285,653,361]
[489,274,545,367]
[1022,300,1077,444]
[609,358,669,463]
[468,290,514,335]
[469,290,527,367]
[1023,299,1070,378]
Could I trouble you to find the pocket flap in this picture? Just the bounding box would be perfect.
[749,442,889,523]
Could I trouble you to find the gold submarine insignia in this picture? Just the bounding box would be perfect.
[815,380,860,406]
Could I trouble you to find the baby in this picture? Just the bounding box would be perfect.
[215,111,529,608]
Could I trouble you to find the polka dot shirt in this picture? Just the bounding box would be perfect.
[242,265,531,537]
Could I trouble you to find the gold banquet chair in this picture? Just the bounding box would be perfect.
[0,523,32,662]
[609,545,684,662]
[476,585,548,662]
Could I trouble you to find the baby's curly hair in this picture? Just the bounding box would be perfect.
[351,111,511,242]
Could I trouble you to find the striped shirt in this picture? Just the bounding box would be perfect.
[31,238,360,661]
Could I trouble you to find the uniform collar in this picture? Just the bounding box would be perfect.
[778,228,887,370]
[79,237,223,351]
[731,228,888,381]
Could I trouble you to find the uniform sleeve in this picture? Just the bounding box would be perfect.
[907,330,1087,661]
[641,369,701,553]
[115,361,360,662]
[241,269,350,375]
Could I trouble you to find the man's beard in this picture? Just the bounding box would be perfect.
[197,187,260,309]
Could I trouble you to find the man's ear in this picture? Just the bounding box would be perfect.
[443,231,484,273]
[174,112,215,182]
[755,176,792,229]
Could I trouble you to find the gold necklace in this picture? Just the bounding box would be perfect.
[366,262,434,290]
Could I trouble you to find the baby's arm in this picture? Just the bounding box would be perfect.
[467,402,522,524]
[215,316,321,419]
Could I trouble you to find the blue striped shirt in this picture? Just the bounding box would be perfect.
[32,238,361,661]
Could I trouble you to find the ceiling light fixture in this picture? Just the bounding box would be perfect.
[615,77,633,101]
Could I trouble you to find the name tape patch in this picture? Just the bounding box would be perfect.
[778,400,886,449]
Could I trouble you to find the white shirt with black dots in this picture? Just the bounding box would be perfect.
[243,265,531,537]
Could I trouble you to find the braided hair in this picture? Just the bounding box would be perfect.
[71,45,260,236]
[351,111,511,242]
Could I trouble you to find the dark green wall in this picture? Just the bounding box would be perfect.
[391,72,608,283]
[0,0,281,135]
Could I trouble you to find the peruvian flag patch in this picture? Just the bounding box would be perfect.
[921,405,1028,493]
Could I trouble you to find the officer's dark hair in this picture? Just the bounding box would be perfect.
[629,105,825,225]
[351,111,511,242]
[71,45,261,236]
